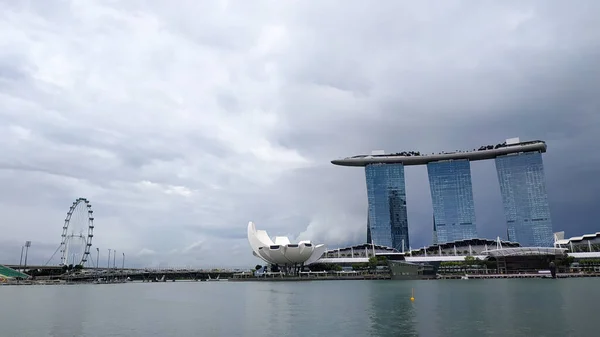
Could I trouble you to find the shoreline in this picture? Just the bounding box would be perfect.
[3,272,600,285]
[437,272,600,280]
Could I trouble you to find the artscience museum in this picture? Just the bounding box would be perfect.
[247,221,326,273]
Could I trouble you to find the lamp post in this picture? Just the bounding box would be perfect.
[107,249,111,269]
[23,241,31,271]
[96,248,100,269]
[112,250,116,282]
[19,246,24,272]
[17,245,25,284]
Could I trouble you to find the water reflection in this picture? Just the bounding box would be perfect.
[48,286,86,337]
[367,281,418,336]
[243,282,295,335]
[0,279,598,336]
[369,279,577,336]
[561,278,598,334]
[503,279,569,335]
[247,280,374,335]
[367,279,575,337]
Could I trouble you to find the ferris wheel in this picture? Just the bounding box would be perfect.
[58,198,95,266]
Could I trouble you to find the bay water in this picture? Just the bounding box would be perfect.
[0,279,596,336]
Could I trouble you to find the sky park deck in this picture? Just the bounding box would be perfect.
[331,139,547,167]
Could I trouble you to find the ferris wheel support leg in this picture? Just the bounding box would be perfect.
[45,244,63,266]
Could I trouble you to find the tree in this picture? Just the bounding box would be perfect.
[352,263,369,270]
[464,255,476,270]
[305,263,341,272]
[483,260,497,270]
[561,256,575,267]
[368,256,378,270]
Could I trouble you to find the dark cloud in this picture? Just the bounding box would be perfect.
[0,0,598,267]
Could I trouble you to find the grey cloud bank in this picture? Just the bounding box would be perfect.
[0,0,598,268]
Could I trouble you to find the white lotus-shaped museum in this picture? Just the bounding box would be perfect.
[247,221,326,265]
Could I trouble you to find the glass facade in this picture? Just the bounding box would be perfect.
[365,163,409,251]
[495,152,553,247]
[427,160,478,244]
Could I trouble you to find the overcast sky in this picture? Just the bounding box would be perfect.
[1,0,598,268]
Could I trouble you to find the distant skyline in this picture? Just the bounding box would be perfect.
[1,0,599,267]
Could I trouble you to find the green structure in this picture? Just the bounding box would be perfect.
[0,265,29,279]
[388,261,436,280]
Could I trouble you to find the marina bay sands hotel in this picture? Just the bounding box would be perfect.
[331,138,553,250]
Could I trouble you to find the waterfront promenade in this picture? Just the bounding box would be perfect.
[231,272,391,282]
[4,260,600,286]
[0,266,236,284]
[4,272,600,285]
[438,272,600,280]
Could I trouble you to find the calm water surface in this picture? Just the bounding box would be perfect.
[1,279,597,336]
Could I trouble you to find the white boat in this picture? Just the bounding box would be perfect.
[461,275,469,280]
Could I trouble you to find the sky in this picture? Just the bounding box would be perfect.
[1,0,599,269]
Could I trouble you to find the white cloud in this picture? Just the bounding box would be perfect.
[136,248,157,257]
[0,0,598,268]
